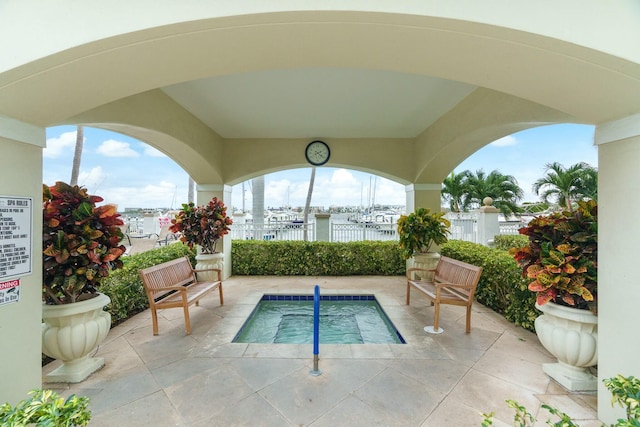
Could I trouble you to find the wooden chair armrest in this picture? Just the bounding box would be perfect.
[192,267,222,281]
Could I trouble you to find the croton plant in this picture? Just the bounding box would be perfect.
[511,199,597,314]
[42,182,126,304]
[170,197,233,254]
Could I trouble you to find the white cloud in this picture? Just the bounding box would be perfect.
[372,177,405,206]
[265,179,294,207]
[77,166,108,191]
[44,131,78,158]
[96,139,139,158]
[490,135,518,147]
[95,181,183,210]
[144,146,167,157]
[251,169,406,209]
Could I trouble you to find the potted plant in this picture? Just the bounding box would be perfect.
[1,389,91,426]
[170,197,232,278]
[512,199,598,391]
[42,182,126,382]
[397,207,451,275]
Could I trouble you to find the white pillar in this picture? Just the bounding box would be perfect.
[315,213,331,242]
[142,212,159,236]
[405,183,441,213]
[0,116,44,405]
[595,113,640,424]
[476,197,500,246]
[196,184,233,279]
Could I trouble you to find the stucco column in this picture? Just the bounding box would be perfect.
[0,116,44,405]
[594,113,640,424]
[196,184,232,279]
[405,183,442,213]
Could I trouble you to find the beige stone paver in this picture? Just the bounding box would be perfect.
[43,275,601,426]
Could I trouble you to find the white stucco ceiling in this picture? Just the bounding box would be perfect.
[162,68,476,139]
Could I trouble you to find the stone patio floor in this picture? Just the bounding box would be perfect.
[43,275,600,426]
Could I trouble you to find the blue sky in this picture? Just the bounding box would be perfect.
[43,123,597,211]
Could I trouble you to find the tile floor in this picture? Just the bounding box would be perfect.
[43,275,600,426]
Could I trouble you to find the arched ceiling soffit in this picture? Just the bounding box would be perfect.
[412,89,580,184]
[65,90,224,184]
[1,9,639,129]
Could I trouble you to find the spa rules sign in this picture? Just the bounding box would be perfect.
[0,196,33,280]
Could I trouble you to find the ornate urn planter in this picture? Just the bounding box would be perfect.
[42,293,111,383]
[410,252,440,280]
[195,252,224,281]
[535,302,598,391]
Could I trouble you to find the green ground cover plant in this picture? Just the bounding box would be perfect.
[0,389,91,427]
[493,234,529,251]
[482,375,639,426]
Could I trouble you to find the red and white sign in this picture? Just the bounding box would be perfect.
[0,195,33,280]
[0,278,20,306]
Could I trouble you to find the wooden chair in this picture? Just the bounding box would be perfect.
[406,256,482,334]
[139,256,223,335]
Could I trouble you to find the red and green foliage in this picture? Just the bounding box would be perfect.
[512,199,597,313]
[42,182,126,304]
[170,197,233,254]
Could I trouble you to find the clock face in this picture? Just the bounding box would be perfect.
[305,140,330,166]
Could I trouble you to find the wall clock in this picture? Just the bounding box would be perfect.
[305,140,330,166]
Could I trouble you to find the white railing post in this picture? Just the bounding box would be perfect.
[476,197,501,246]
[315,213,331,241]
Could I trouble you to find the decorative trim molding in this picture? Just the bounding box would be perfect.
[405,183,441,192]
[196,184,231,193]
[0,115,44,147]
[595,113,640,145]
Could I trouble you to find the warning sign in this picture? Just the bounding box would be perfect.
[0,279,20,306]
[0,196,33,280]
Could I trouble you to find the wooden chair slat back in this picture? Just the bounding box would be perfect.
[434,256,483,299]
[140,256,196,299]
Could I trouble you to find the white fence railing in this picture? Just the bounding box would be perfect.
[132,214,524,244]
[230,223,314,241]
[498,222,523,235]
[331,223,398,242]
[448,217,478,243]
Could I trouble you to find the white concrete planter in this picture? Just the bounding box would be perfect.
[535,301,598,391]
[42,293,111,383]
[195,252,224,282]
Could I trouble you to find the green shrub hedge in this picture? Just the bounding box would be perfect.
[231,240,405,276]
[99,239,538,331]
[493,234,528,251]
[100,243,195,326]
[441,240,539,331]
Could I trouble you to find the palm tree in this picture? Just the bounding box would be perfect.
[188,177,195,203]
[303,167,316,241]
[441,171,471,212]
[69,125,84,186]
[463,169,524,217]
[578,164,598,201]
[532,162,595,211]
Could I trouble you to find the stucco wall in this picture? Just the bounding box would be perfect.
[0,118,44,405]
